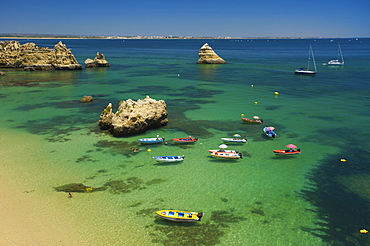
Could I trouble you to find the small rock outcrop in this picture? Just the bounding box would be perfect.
[99,96,168,137]
[196,43,226,64]
[80,95,93,102]
[0,40,82,70]
[0,71,4,76]
[84,52,110,67]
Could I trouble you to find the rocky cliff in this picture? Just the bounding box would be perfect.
[99,96,168,137]
[0,40,82,70]
[196,43,226,64]
[84,52,110,67]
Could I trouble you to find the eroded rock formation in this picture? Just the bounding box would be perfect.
[99,96,168,137]
[0,40,82,70]
[84,52,110,67]
[196,43,226,64]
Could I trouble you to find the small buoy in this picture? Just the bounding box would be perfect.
[254,102,258,104]
[147,149,152,152]
[251,85,254,87]
[178,74,180,76]
[340,158,347,162]
[274,91,279,95]
[360,229,368,234]
[241,114,245,117]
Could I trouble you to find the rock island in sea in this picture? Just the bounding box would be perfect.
[99,96,168,137]
[0,40,82,70]
[196,43,226,64]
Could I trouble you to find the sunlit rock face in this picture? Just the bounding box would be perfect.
[196,43,226,64]
[0,40,82,70]
[85,52,110,67]
[99,96,168,137]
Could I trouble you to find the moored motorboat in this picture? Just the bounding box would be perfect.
[273,149,301,155]
[263,127,277,138]
[241,116,263,124]
[138,137,165,144]
[221,138,247,144]
[172,136,198,143]
[273,144,300,155]
[155,210,203,222]
[210,152,242,159]
[221,134,247,144]
[153,155,185,162]
[208,149,239,153]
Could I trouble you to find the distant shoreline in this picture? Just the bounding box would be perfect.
[1,35,365,40]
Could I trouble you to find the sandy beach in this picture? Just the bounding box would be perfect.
[0,129,152,246]
[0,129,88,245]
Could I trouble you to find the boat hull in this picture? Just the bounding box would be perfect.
[171,137,198,143]
[208,150,239,153]
[153,155,185,162]
[241,118,263,124]
[295,70,316,75]
[155,210,202,222]
[263,127,277,138]
[221,138,247,143]
[138,137,165,144]
[273,149,301,155]
[210,152,242,159]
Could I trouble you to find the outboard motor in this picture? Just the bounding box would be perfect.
[197,212,203,221]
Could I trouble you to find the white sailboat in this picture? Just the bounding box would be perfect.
[295,45,317,75]
[327,43,344,66]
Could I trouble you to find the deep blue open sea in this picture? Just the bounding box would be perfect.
[1,38,370,245]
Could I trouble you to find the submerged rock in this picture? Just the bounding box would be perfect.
[99,95,168,137]
[85,52,110,67]
[196,43,226,64]
[54,183,108,193]
[0,40,82,70]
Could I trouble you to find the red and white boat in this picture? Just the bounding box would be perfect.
[172,136,198,143]
[210,152,242,159]
[273,144,300,155]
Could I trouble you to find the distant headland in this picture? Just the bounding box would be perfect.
[0,33,351,40]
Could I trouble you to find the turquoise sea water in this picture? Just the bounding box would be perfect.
[1,38,370,245]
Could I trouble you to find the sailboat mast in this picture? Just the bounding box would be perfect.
[338,43,344,63]
[311,45,317,71]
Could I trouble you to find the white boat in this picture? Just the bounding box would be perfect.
[208,149,239,153]
[153,155,185,162]
[295,45,317,75]
[221,138,247,144]
[137,136,165,144]
[327,43,344,66]
[210,152,242,159]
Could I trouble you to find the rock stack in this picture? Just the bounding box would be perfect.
[0,40,82,70]
[196,43,226,64]
[99,96,168,137]
[84,52,110,67]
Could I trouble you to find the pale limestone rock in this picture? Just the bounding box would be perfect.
[196,43,226,64]
[0,40,82,70]
[99,97,168,137]
[85,52,110,67]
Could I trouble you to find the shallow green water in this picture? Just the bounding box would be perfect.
[1,38,370,245]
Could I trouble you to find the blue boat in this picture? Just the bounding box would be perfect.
[137,137,165,144]
[263,127,278,138]
[153,155,185,162]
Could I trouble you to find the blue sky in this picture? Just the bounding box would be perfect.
[2,0,370,37]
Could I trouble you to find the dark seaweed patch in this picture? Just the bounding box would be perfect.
[104,177,167,194]
[299,147,370,246]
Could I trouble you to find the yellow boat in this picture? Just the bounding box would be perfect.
[155,210,203,222]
